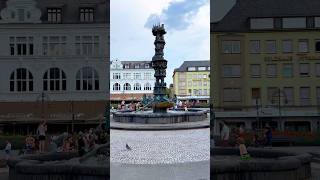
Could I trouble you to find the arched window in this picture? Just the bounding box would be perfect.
[10,68,33,92]
[76,67,99,90]
[43,67,66,91]
[113,83,121,91]
[124,83,131,91]
[144,83,152,90]
[134,83,141,91]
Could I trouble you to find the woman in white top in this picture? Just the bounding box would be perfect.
[37,121,47,153]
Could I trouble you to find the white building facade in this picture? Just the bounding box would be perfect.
[0,0,109,132]
[110,59,155,102]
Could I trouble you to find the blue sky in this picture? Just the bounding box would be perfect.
[111,0,210,85]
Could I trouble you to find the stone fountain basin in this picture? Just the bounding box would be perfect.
[113,109,207,124]
[211,147,312,180]
[8,145,109,180]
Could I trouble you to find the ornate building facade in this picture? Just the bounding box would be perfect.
[0,0,109,133]
[110,59,155,104]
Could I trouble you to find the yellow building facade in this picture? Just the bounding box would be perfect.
[212,0,320,132]
[173,61,210,103]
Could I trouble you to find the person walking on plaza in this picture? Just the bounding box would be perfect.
[4,140,12,160]
[37,121,47,153]
[264,124,273,148]
[220,121,230,147]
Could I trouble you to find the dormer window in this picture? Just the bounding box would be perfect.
[80,8,94,22]
[282,17,306,29]
[135,64,140,69]
[18,9,25,22]
[47,8,62,23]
[124,64,129,69]
[250,18,274,30]
[145,64,149,68]
[0,0,42,23]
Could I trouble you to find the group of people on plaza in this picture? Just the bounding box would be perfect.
[3,121,108,160]
[115,98,195,112]
[219,121,273,160]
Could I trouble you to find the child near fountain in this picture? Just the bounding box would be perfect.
[237,137,250,160]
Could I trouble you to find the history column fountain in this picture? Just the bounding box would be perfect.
[151,24,169,113]
[112,24,207,126]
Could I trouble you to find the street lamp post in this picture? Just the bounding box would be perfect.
[255,98,261,129]
[272,88,288,130]
[70,100,75,133]
[36,92,50,122]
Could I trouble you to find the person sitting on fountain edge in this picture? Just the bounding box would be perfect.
[237,137,250,160]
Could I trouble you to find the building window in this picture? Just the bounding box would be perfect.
[123,73,131,79]
[315,64,320,77]
[145,64,150,68]
[113,83,120,91]
[282,40,293,53]
[47,8,62,23]
[18,9,25,22]
[203,89,208,95]
[198,67,206,71]
[80,8,94,22]
[134,64,140,69]
[193,81,197,87]
[249,40,260,54]
[76,67,99,91]
[203,81,207,86]
[282,17,306,29]
[315,40,320,52]
[133,73,141,80]
[250,18,274,29]
[315,17,320,28]
[300,87,311,106]
[317,87,320,105]
[43,68,66,91]
[267,87,277,105]
[223,65,241,78]
[112,73,121,79]
[10,68,33,92]
[124,64,129,69]
[265,40,277,54]
[250,64,261,78]
[43,36,66,56]
[179,82,186,87]
[299,63,310,76]
[124,83,131,91]
[282,63,293,78]
[298,39,309,53]
[223,88,241,102]
[10,37,34,56]
[75,36,100,56]
[198,81,202,86]
[266,64,277,77]
[187,67,196,71]
[144,83,152,90]
[144,72,152,80]
[221,40,240,54]
[251,88,261,99]
[134,83,141,90]
[284,87,294,105]
[193,89,198,96]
